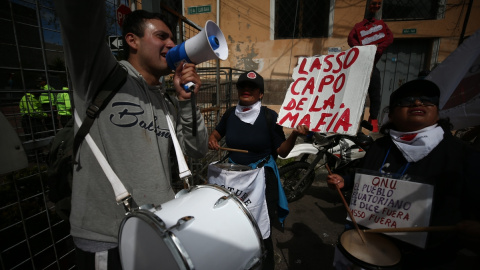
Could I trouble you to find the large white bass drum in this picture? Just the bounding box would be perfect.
[119,184,264,270]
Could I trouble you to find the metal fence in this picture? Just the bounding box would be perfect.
[0,71,243,270]
[184,67,247,186]
[0,1,241,269]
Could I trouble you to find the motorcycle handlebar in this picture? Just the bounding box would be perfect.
[309,119,373,143]
[311,129,374,150]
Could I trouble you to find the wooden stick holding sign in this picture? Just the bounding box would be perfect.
[219,147,248,153]
[326,164,367,244]
[364,226,457,233]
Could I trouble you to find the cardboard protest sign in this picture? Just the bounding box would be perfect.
[349,173,434,248]
[277,46,376,135]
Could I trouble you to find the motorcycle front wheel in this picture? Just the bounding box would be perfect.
[279,161,315,202]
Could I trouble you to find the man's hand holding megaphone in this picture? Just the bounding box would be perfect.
[166,20,228,136]
[166,20,228,91]
[173,62,201,100]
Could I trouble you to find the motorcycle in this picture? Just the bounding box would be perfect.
[279,120,374,202]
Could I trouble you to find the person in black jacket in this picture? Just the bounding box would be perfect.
[209,70,309,269]
[327,79,480,269]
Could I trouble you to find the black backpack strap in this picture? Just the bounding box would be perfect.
[262,106,278,160]
[73,64,128,157]
[164,92,174,105]
[224,106,235,120]
[217,106,236,162]
[263,106,273,127]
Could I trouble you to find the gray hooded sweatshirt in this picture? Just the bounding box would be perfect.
[54,0,208,248]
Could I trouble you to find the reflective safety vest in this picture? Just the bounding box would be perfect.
[19,93,46,117]
[57,87,72,116]
[40,84,56,105]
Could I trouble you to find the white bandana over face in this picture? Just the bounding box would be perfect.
[235,101,261,125]
[389,124,444,162]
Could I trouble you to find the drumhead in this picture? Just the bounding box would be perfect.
[339,229,401,268]
[119,210,193,270]
[169,185,265,270]
[197,185,264,248]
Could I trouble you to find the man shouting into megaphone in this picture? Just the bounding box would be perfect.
[53,0,208,268]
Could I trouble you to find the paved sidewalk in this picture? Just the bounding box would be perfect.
[271,168,346,270]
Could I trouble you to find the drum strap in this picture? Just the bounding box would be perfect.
[72,90,192,212]
[159,92,192,185]
[74,90,191,212]
[74,110,138,212]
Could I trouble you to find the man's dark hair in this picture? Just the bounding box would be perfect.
[121,10,171,59]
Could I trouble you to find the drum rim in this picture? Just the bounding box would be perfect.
[213,163,252,171]
[118,209,194,270]
[337,230,401,269]
[194,184,266,255]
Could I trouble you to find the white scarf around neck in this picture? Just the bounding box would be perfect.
[389,124,444,163]
[235,101,261,125]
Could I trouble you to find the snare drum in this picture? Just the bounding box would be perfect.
[119,185,264,270]
[334,229,401,270]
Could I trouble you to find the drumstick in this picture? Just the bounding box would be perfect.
[363,225,458,233]
[219,147,248,153]
[326,164,367,244]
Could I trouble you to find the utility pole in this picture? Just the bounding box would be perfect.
[458,0,473,46]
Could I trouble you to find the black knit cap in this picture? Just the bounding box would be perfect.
[389,79,440,108]
[236,70,264,93]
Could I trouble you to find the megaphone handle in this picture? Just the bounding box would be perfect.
[184,82,195,92]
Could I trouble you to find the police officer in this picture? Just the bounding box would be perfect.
[36,76,59,133]
[19,90,46,139]
[56,87,72,127]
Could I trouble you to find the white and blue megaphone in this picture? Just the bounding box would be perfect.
[166,20,228,91]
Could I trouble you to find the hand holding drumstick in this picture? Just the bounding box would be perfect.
[326,170,346,189]
[208,130,248,153]
[325,164,367,244]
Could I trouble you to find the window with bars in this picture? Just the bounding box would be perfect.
[382,0,442,21]
[274,0,331,39]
